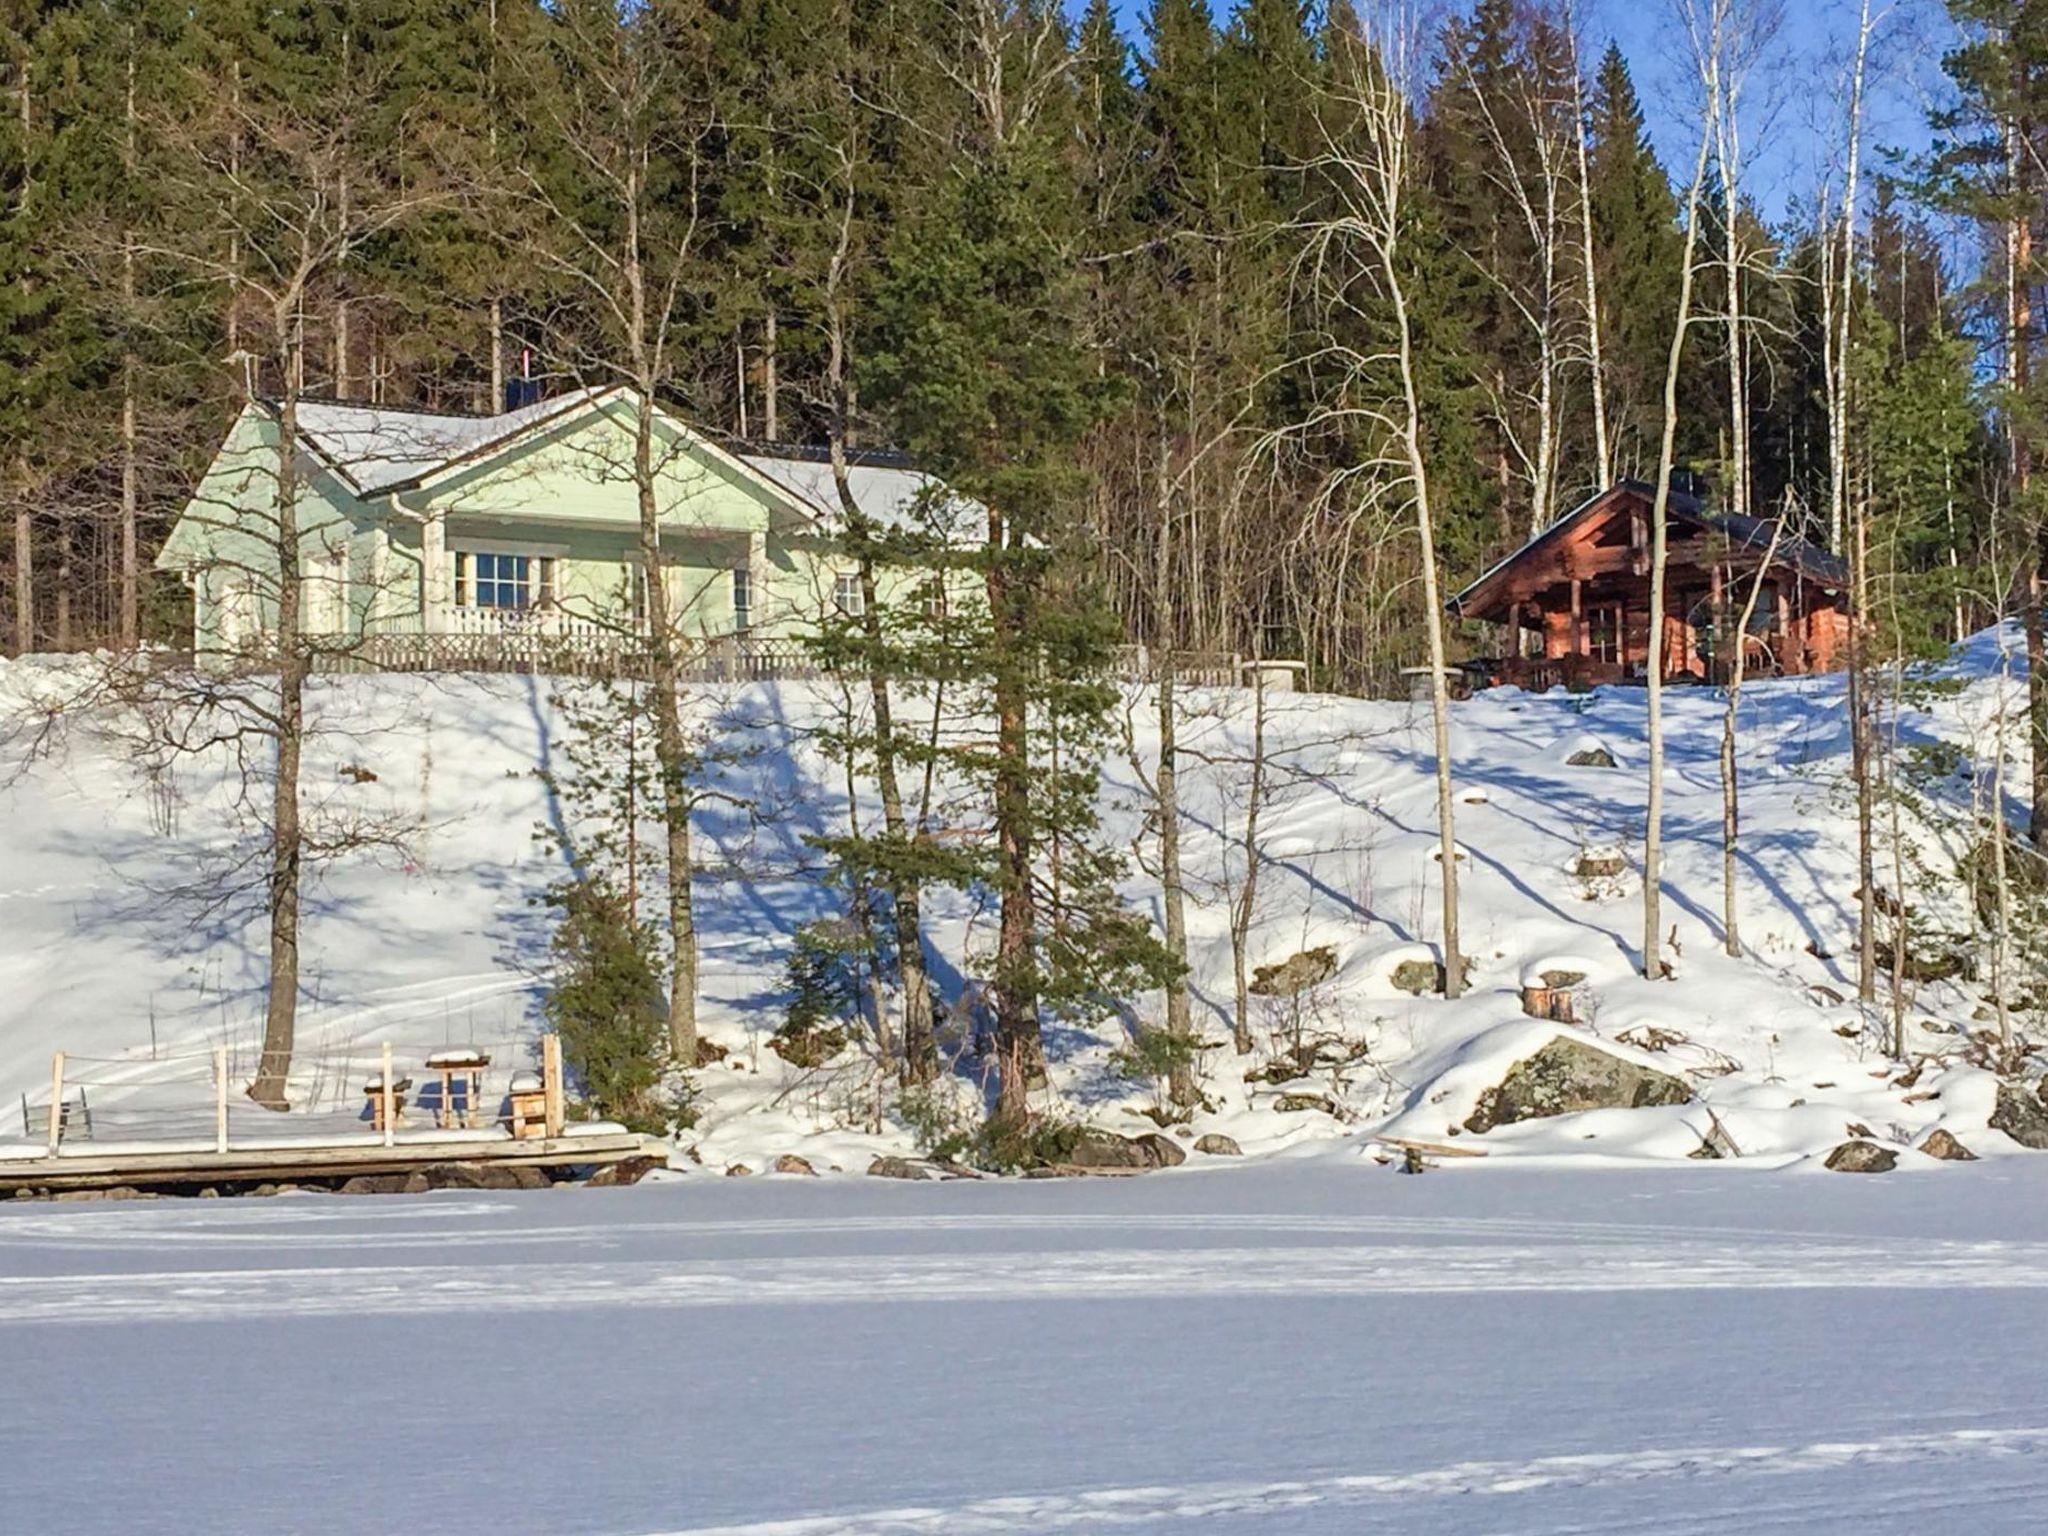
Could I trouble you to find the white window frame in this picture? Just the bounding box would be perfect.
[453,547,559,612]
[833,570,864,617]
[304,542,350,633]
[732,566,753,633]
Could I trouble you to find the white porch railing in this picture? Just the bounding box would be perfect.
[437,603,637,641]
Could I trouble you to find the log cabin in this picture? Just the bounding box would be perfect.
[1447,481,1850,690]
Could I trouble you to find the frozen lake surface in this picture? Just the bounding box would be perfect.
[5,1159,2047,1534]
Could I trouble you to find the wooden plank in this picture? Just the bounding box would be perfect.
[1363,1133,1488,1159]
[0,1131,656,1194]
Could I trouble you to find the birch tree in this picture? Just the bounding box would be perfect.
[125,26,444,1106]
[513,0,722,1063]
[1301,4,1464,996]
[1640,0,1723,981]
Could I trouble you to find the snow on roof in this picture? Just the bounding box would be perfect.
[284,389,982,545]
[291,387,613,495]
[740,451,985,545]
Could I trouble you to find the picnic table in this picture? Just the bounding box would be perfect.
[424,1050,491,1130]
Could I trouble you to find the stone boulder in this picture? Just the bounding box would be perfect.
[413,1161,550,1192]
[339,1172,421,1196]
[1824,1139,1898,1173]
[1066,1129,1183,1171]
[1194,1133,1242,1157]
[1917,1128,1977,1162]
[1990,1082,2048,1149]
[1463,1038,1691,1134]
[1565,744,1617,768]
[771,1153,819,1176]
[867,1155,945,1181]
[1134,1132,1186,1168]
[52,1186,150,1202]
[1390,959,1444,996]
[585,1154,665,1188]
[1250,946,1338,998]
[1275,1092,1342,1116]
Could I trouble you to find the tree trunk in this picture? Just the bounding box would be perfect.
[821,197,936,1085]
[119,38,138,650]
[120,374,138,649]
[988,531,1041,1123]
[1152,444,1194,1099]
[249,360,307,1110]
[1721,526,1782,958]
[1642,64,1717,981]
[490,295,504,412]
[1229,661,1267,1054]
[1570,19,1612,487]
[634,390,699,1065]
[1389,264,1463,997]
[12,483,30,655]
[1849,483,1878,1003]
[762,306,779,442]
[53,519,69,649]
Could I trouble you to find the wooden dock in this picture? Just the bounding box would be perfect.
[0,1130,659,1196]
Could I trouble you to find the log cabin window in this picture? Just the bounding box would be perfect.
[1588,603,1623,664]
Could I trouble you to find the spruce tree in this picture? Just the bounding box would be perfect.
[1584,41,1682,481]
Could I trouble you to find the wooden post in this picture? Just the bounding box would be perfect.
[1569,579,1584,657]
[1709,564,1725,682]
[215,1045,229,1154]
[47,1052,64,1156]
[381,1041,396,1148]
[542,1033,565,1139]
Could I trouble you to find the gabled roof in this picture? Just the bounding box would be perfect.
[1447,480,1848,619]
[739,448,984,545]
[292,387,615,496]
[272,386,972,539]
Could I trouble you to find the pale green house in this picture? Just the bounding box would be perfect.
[156,384,978,667]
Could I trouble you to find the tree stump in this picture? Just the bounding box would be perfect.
[1520,984,1575,1023]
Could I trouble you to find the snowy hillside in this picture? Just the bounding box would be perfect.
[0,627,2037,1173]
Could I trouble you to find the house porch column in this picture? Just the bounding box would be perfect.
[421,514,448,633]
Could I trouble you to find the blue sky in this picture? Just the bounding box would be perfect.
[1100,0,1959,228]
[1593,0,1954,222]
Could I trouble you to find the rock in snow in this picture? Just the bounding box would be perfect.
[1917,1128,1977,1162]
[1824,1140,1898,1173]
[1194,1133,1243,1156]
[866,1156,952,1181]
[1065,1129,1185,1171]
[585,1154,665,1187]
[1990,1082,2048,1150]
[1248,946,1337,998]
[1464,1038,1692,1134]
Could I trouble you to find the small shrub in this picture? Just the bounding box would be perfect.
[542,877,682,1134]
[774,918,867,1068]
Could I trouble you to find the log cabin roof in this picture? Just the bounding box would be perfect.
[1446,481,1849,623]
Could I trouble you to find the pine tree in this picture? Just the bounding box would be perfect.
[864,0,1174,1126]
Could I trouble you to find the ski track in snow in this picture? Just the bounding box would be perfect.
[646,1427,2048,1535]
[0,1203,1901,1249]
[5,1234,2047,1325]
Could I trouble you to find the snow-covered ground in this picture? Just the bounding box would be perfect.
[5,1160,2048,1533]
[0,625,2036,1167]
